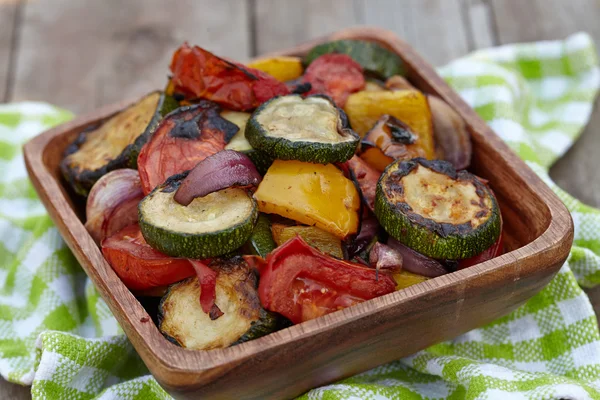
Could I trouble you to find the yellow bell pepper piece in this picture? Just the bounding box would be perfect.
[392,270,429,290]
[344,90,434,144]
[271,223,344,258]
[247,56,304,82]
[254,160,360,239]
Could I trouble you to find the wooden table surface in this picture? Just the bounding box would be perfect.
[1,0,599,398]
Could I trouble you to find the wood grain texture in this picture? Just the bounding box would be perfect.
[359,0,471,66]
[23,28,573,399]
[252,0,361,55]
[10,0,250,114]
[463,0,497,50]
[0,0,20,102]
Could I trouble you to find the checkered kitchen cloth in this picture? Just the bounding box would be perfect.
[1,32,600,399]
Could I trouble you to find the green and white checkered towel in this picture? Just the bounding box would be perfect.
[1,32,600,399]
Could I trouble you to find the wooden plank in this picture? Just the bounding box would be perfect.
[11,0,250,114]
[463,0,497,50]
[491,0,600,54]
[360,0,470,66]
[0,379,29,400]
[252,0,361,55]
[0,0,20,102]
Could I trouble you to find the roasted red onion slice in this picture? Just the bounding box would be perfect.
[347,213,380,258]
[387,238,448,278]
[189,260,222,320]
[369,242,403,271]
[174,150,261,206]
[85,169,143,245]
[428,95,472,170]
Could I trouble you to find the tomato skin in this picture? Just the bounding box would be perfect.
[137,102,238,194]
[169,43,289,111]
[458,232,504,269]
[258,236,396,324]
[101,224,195,291]
[303,54,365,107]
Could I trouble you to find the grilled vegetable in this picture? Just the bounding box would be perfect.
[169,43,289,111]
[173,150,261,206]
[376,159,501,259]
[137,101,239,194]
[301,54,365,107]
[101,224,195,291]
[85,169,144,245]
[222,110,274,174]
[61,91,177,195]
[361,114,436,172]
[344,90,434,139]
[428,95,472,170]
[271,224,344,258]
[458,231,504,269]
[254,160,361,239]
[158,258,281,350]
[247,56,304,82]
[258,236,396,324]
[304,39,405,79]
[246,94,359,164]
[392,271,429,290]
[242,214,277,258]
[139,173,258,259]
[347,155,380,211]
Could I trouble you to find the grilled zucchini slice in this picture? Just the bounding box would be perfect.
[222,110,274,175]
[61,91,178,195]
[139,173,258,259]
[242,214,277,258]
[375,158,501,259]
[246,94,359,164]
[304,39,405,79]
[158,258,285,350]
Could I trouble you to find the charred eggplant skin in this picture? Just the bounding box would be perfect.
[61,92,178,196]
[375,158,501,259]
[246,94,359,164]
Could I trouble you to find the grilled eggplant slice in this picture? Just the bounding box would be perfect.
[375,158,501,259]
[246,94,359,164]
[61,91,178,195]
[158,258,285,350]
[304,39,405,79]
[222,110,274,174]
[139,173,258,259]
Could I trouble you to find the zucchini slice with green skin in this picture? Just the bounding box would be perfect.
[242,214,277,258]
[158,257,285,350]
[375,158,501,259]
[246,94,359,164]
[304,39,405,79]
[139,173,258,259]
[222,110,274,175]
[61,91,178,195]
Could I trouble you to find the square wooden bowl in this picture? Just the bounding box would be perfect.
[23,27,573,399]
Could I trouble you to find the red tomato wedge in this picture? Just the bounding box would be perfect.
[169,43,290,111]
[137,101,238,194]
[101,224,195,291]
[347,155,380,211]
[458,231,504,269]
[303,54,365,107]
[258,236,396,324]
